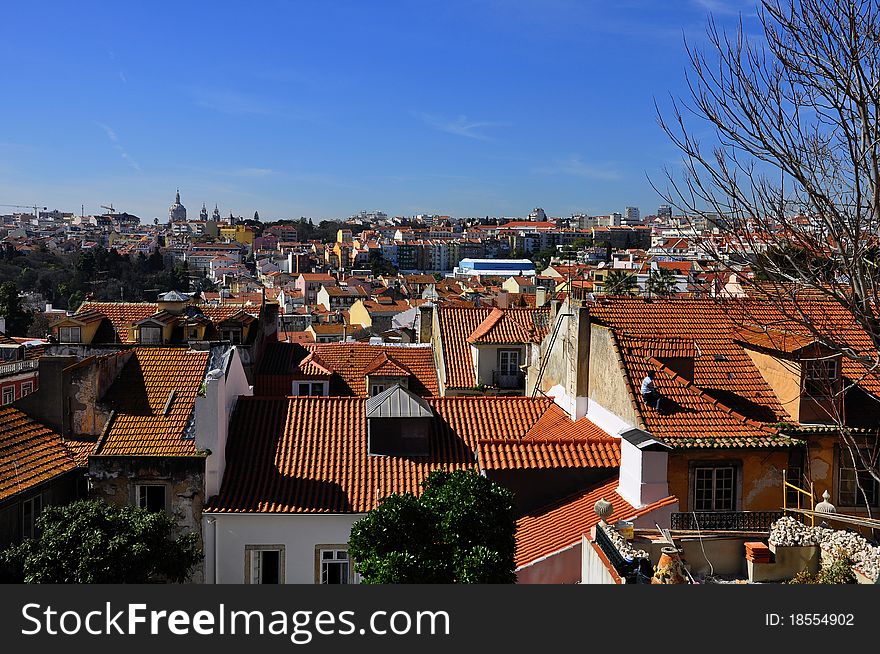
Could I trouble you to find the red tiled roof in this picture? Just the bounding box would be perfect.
[207,396,558,513]
[0,406,77,502]
[96,348,209,457]
[590,298,793,434]
[255,342,439,397]
[515,479,677,568]
[438,306,551,388]
[362,353,411,378]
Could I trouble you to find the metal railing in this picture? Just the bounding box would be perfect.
[594,525,653,584]
[0,359,38,377]
[670,511,784,531]
[492,369,525,389]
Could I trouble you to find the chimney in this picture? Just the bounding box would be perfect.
[497,290,509,309]
[616,428,672,508]
[418,302,434,344]
[536,286,547,307]
[550,298,562,322]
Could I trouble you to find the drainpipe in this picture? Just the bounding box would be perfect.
[206,517,218,584]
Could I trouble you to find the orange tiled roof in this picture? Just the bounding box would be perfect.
[515,479,677,568]
[438,306,550,388]
[0,406,77,502]
[206,396,560,513]
[362,352,411,378]
[76,302,258,342]
[95,348,210,457]
[255,342,439,396]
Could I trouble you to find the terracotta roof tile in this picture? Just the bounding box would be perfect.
[515,479,677,568]
[255,342,439,397]
[0,406,77,502]
[96,348,210,457]
[207,396,559,513]
[438,306,551,389]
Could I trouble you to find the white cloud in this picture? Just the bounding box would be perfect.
[415,112,503,141]
[95,122,141,173]
[533,155,621,181]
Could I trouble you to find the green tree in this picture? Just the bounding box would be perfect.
[0,281,33,335]
[1,500,201,583]
[646,268,680,297]
[348,469,516,584]
[369,250,397,277]
[603,270,638,296]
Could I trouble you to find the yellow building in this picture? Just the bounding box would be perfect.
[219,224,255,245]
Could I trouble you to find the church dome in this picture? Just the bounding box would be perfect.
[169,189,187,222]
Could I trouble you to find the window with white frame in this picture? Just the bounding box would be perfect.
[22,495,43,540]
[317,547,350,584]
[59,326,81,343]
[2,387,14,405]
[20,382,32,397]
[295,382,326,396]
[693,465,736,511]
[370,384,385,396]
[136,484,167,513]
[140,325,162,345]
[803,358,839,396]
[246,546,284,584]
[497,349,521,374]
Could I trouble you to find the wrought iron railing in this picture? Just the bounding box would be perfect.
[670,511,783,531]
[492,369,525,389]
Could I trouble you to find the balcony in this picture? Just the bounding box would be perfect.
[0,359,38,378]
[670,511,783,531]
[492,369,525,390]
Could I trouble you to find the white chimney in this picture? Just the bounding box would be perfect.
[616,428,671,508]
[536,286,547,307]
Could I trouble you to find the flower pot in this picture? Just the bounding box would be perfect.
[652,547,688,584]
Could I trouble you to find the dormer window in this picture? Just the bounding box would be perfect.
[59,326,81,343]
[803,358,838,396]
[140,325,162,345]
[222,328,242,344]
[366,386,432,456]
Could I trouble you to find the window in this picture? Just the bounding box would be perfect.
[803,358,839,396]
[136,484,166,513]
[247,546,284,584]
[222,329,242,344]
[784,467,804,508]
[838,450,880,507]
[2,387,14,405]
[59,326,81,343]
[20,382,32,397]
[317,548,350,584]
[693,465,736,511]
[296,382,325,396]
[22,495,43,540]
[371,384,385,396]
[140,325,162,345]
[497,349,521,374]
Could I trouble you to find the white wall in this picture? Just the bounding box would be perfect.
[204,513,363,584]
[195,348,253,500]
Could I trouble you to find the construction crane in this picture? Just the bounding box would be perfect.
[0,203,46,218]
[100,204,116,214]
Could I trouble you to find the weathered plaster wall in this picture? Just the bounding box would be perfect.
[666,450,791,512]
[588,326,642,429]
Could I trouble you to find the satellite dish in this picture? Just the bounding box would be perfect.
[597,261,606,269]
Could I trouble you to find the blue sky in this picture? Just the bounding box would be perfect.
[0,1,760,221]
